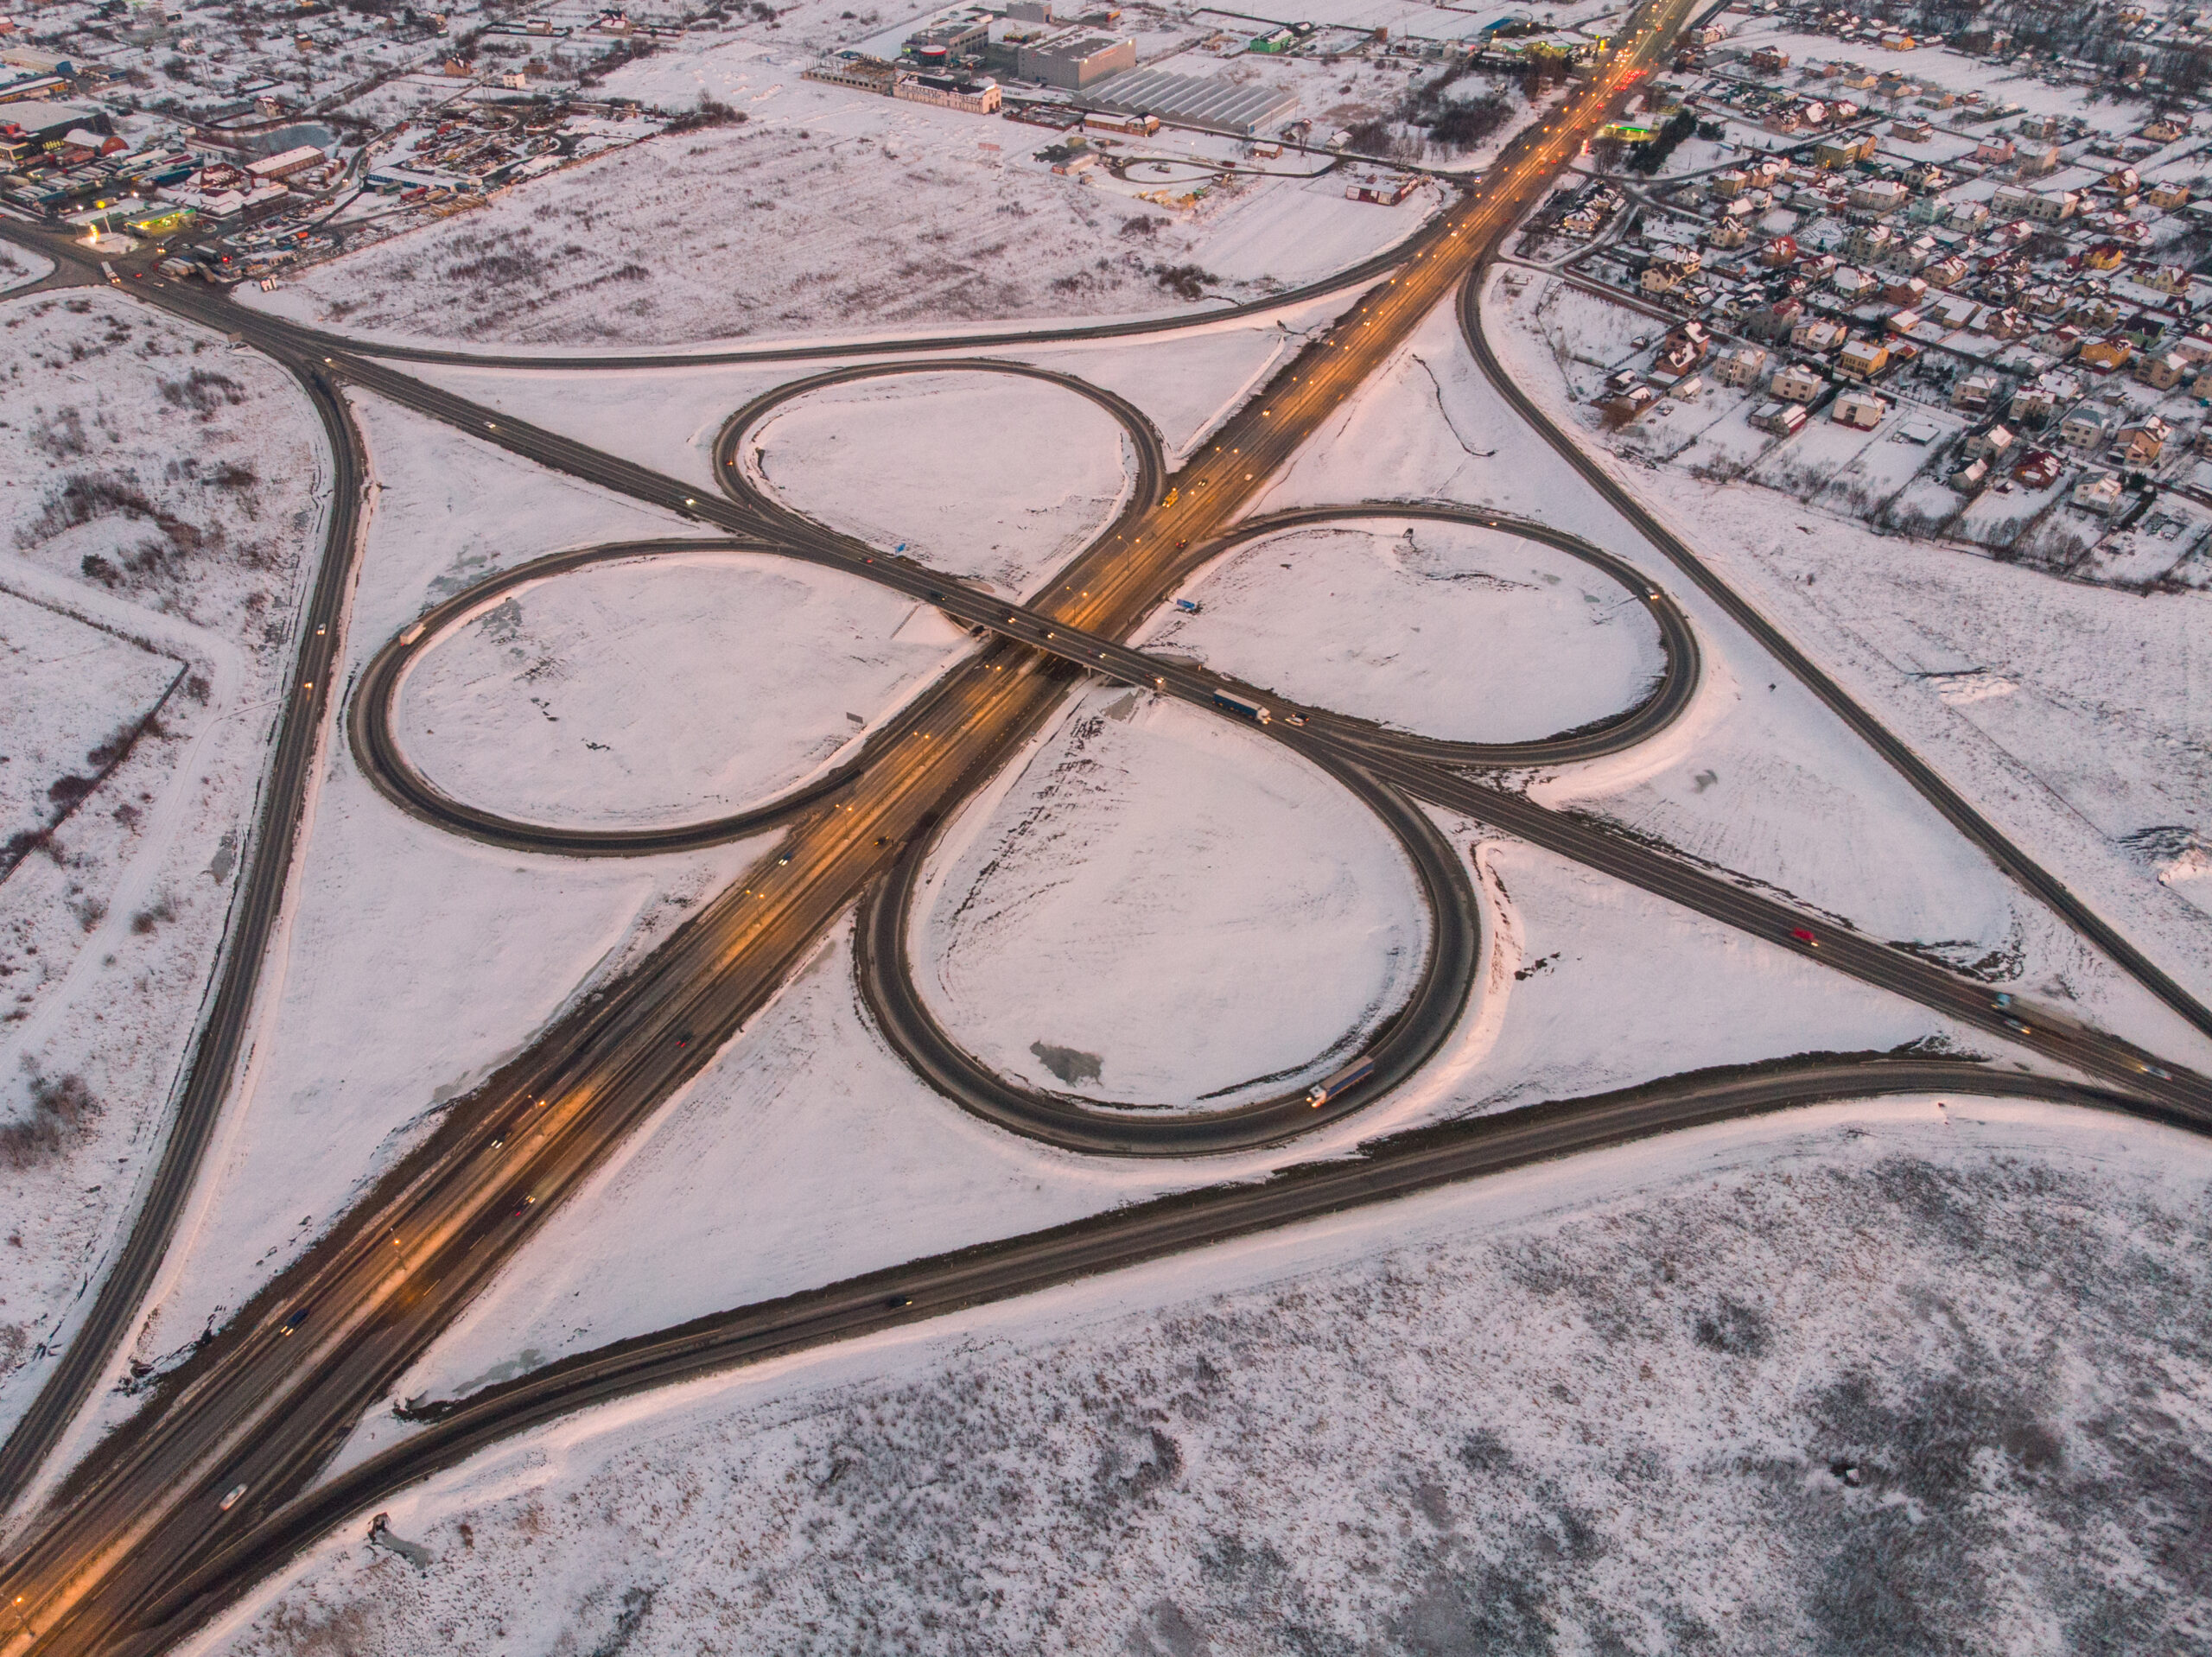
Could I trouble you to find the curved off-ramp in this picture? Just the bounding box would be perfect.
[855,740,1484,1156]
[1162,503,1700,770]
[347,537,1001,858]
[714,356,1169,554]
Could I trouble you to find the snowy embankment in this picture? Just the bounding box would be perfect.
[914,686,1427,1109]
[238,54,1433,352]
[194,1099,2212,1656]
[0,289,327,1443]
[745,369,1135,600]
[1141,517,1667,742]
[397,551,970,830]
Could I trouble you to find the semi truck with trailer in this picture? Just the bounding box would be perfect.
[1306,1055,1375,1108]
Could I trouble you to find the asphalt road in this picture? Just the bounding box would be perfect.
[855,741,1482,1154]
[118,1057,2169,1657]
[1456,263,2212,1047]
[0,31,1701,1646]
[349,536,1001,858]
[0,359,369,1519]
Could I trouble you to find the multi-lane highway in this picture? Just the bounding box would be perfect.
[0,23,1705,1649]
[5,0,2209,1647]
[0,362,369,1519]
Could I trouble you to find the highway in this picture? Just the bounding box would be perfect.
[112,1058,2171,1656]
[0,360,369,1519]
[0,22,1702,1648]
[7,1,2209,1647]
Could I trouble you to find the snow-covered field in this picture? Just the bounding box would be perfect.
[241,48,1435,352]
[1141,517,1667,742]
[0,289,328,1440]
[0,587,181,853]
[196,1097,2212,1656]
[746,369,1135,597]
[1458,835,1964,1111]
[915,685,1427,1108]
[0,243,50,296]
[398,550,970,830]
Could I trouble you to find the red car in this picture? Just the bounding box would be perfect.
[1789,928,1818,948]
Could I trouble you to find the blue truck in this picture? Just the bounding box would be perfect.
[1211,689,1269,723]
[1306,1056,1375,1108]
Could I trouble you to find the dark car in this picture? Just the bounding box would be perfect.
[279,1307,309,1336]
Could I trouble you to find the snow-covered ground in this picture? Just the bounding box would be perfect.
[1478,270,2212,1037]
[0,244,51,296]
[1459,834,1965,1110]
[195,1096,2212,1656]
[916,685,1427,1108]
[0,289,329,1441]
[69,399,765,1482]
[239,48,1436,352]
[0,587,181,852]
[1139,517,1668,742]
[342,393,725,650]
[398,550,971,830]
[746,369,1135,598]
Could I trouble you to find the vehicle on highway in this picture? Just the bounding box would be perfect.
[2001,1015,2033,1036]
[1162,487,1179,508]
[277,1308,309,1336]
[511,1193,537,1217]
[1789,928,1819,948]
[1212,689,1269,723]
[1174,538,1189,551]
[1285,712,1307,727]
[1306,1056,1376,1108]
[1173,598,1202,613]
[218,1482,247,1512]
[883,1295,912,1310]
